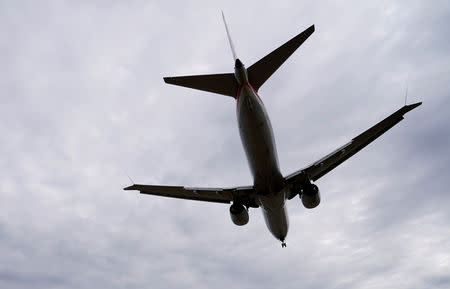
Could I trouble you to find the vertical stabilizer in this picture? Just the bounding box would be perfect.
[222,11,238,62]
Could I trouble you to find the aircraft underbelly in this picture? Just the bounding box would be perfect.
[236,86,289,242]
[258,190,289,241]
[237,86,284,193]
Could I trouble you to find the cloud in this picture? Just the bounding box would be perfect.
[1,0,449,288]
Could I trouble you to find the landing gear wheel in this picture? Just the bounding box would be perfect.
[281,242,287,248]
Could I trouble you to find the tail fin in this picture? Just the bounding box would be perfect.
[163,18,314,98]
[247,25,315,91]
[221,11,238,61]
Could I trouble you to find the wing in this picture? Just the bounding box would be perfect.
[163,73,238,98]
[285,102,422,185]
[124,184,258,207]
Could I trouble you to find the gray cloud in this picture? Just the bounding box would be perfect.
[1,0,449,288]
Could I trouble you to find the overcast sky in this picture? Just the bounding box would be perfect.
[1,0,450,288]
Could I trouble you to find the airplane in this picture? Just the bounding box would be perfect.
[125,13,421,247]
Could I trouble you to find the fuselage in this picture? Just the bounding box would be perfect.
[235,59,289,242]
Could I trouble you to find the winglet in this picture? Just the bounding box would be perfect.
[400,101,422,115]
[124,184,137,191]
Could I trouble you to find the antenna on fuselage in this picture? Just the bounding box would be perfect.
[221,11,238,62]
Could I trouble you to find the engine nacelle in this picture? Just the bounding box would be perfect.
[300,184,321,209]
[229,203,249,226]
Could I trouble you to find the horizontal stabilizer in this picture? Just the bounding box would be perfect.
[164,73,238,98]
[248,25,315,91]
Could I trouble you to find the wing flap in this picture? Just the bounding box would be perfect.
[285,102,422,184]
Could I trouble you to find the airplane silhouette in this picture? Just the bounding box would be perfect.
[125,13,421,247]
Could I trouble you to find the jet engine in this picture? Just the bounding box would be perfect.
[300,183,321,209]
[229,203,249,226]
